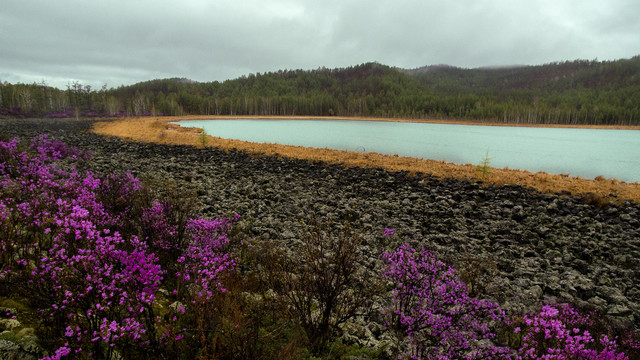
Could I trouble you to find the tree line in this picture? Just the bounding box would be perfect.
[1,56,639,125]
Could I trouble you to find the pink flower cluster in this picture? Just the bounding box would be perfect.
[382,243,509,359]
[382,239,635,359]
[177,217,236,301]
[511,304,628,359]
[29,134,91,161]
[0,136,237,359]
[141,199,178,250]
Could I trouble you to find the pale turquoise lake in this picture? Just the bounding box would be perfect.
[176,119,640,182]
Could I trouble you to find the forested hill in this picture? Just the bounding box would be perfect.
[406,57,640,93]
[1,56,639,125]
[402,56,640,124]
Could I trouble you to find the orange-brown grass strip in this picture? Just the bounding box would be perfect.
[92,116,640,205]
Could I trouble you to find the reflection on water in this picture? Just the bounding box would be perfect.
[176,119,640,182]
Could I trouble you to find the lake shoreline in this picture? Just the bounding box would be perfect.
[94,116,640,204]
[169,114,640,130]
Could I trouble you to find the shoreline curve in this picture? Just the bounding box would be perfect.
[92,116,640,204]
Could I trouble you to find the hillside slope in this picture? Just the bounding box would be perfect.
[1,56,639,124]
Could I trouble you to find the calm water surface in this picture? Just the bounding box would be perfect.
[177,119,640,182]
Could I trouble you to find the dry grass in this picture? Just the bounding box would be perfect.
[92,116,640,205]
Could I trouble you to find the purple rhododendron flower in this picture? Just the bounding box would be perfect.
[382,243,510,359]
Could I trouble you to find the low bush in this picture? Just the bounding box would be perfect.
[504,303,639,359]
[258,216,381,354]
[382,242,510,359]
[0,135,236,359]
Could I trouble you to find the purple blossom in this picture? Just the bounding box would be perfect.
[29,134,91,161]
[383,227,396,237]
[177,217,236,300]
[141,199,178,250]
[382,243,510,359]
[41,346,71,360]
[0,136,219,356]
[509,304,629,359]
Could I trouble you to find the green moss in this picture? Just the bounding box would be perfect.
[0,298,29,311]
[0,330,16,342]
[14,327,35,342]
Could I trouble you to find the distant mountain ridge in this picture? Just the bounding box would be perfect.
[1,56,639,125]
[404,56,640,90]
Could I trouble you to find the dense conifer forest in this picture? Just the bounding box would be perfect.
[1,56,639,125]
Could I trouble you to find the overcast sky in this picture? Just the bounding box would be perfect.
[1,0,639,89]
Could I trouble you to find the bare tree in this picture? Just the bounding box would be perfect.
[132,91,146,116]
[18,87,33,114]
[106,96,119,116]
[259,217,381,353]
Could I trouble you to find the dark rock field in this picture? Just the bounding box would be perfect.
[2,118,639,333]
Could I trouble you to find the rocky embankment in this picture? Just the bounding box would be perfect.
[2,118,640,332]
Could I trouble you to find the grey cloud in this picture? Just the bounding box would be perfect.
[1,0,638,89]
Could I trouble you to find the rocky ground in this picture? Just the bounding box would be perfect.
[2,118,639,346]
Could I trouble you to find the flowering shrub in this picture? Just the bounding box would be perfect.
[382,243,510,359]
[381,236,639,360]
[29,134,91,161]
[383,227,396,237]
[32,229,164,357]
[177,217,236,301]
[141,198,178,251]
[132,177,201,270]
[0,136,237,359]
[507,304,629,359]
